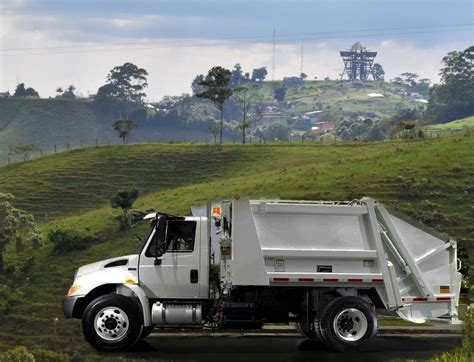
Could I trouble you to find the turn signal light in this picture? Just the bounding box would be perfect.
[67,285,81,297]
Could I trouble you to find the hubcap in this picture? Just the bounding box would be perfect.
[94,306,129,342]
[333,308,368,342]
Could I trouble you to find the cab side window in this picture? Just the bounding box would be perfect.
[165,221,196,252]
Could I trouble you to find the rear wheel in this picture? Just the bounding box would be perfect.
[295,314,323,341]
[82,294,143,352]
[295,321,315,338]
[318,296,377,352]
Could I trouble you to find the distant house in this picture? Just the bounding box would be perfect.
[0,91,11,98]
[312,121,335,134]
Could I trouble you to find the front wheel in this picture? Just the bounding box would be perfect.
[82,294,143,352]
[319,296,377,352]
[140,325,155,339]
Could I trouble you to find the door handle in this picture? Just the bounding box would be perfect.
[190,269,198,284]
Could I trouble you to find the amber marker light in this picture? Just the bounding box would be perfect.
[124,278,138,285]
[67,285,82,297]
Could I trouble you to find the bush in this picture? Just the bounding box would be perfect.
[0,346,35,361]
[33,348,69,361]
[48,228,98,255]
[0,346,70,362]
[0,282,22,314]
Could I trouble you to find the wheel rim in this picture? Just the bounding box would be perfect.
[94,306,130,342]
[333,308,368,342]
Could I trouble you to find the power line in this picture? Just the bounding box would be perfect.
[0,26,471,57]
[1,22,471,53]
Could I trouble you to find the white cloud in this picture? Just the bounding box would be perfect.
[0,10,470,99]
[1,39,468,99]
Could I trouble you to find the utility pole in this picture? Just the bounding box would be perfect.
[272,27,276,82]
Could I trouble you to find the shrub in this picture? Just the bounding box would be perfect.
[0,346,35,361]
[48,228,98,255]
[0,282,22,315]
[33,348,70,361]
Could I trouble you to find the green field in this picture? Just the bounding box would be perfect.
[425,116,474,133]
[0,135,473,358]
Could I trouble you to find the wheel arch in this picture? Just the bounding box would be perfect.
[73,284,150,325]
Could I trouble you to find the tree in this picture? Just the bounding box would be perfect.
[13,83,39,98]
[416,78,431,96]
[191,74,206,95]
[229,63,245,88]
[95,62,148,117]
[274,86,286,102]
[426,46,474,123]
[62,85,76,99]
[56,87,63,97]
[8,144,35,161]
[208,122,219,144]
[391,77,404,84]
[300,73,307,80]
[372,63,385,81]
[111,189,139,228]
[264,123,289,141]
[400,72,419,87]
[251,67,268,82]
[112,119,138,143]
[0,193,41,271]
[233,86,254,144]
[197,66,233,144]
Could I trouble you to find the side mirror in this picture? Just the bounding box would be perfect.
[154,216,167,260]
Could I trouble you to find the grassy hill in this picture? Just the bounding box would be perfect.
[257,80,421,117]
[0,133,472,358]
[0,80,422,165]
[0,98,105,162]
[425,115,474,134]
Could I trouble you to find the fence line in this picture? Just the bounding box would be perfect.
[2,127,471,166]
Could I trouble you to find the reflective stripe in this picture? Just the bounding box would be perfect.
[270,278,384,283]
[401,296,453,302]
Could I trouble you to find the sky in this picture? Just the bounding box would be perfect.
[0,0,473,100]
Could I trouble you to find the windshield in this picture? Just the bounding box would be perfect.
[138,219,157,254]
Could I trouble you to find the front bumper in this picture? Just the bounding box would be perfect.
[62,296,79,318]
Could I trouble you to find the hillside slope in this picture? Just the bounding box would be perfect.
[425,115,474,134]
[0,80,422,164]
[0,98,104,160]
[0,135,472,358]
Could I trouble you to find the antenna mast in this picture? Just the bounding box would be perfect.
[272,28,276,81]
[300,41,304,76]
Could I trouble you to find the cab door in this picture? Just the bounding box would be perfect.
[139,218,203,298]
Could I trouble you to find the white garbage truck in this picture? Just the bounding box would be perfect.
[63,197,462,352]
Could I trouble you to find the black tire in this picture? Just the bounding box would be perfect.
[82,294,143,352]
[140,325,155,339]
[296,313,324,341]
[295,321,315,338]
[318,296,377,352]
